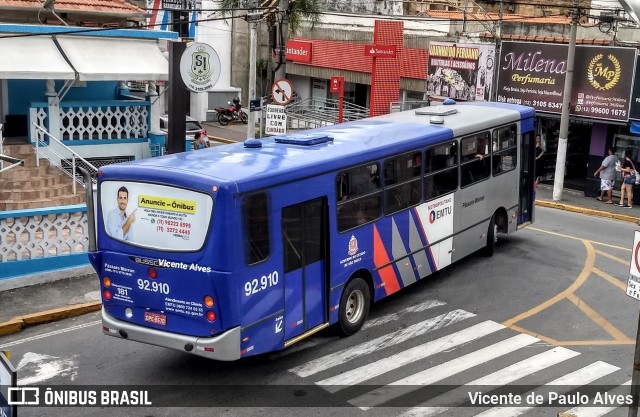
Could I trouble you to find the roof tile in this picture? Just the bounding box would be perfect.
[488,33,612,46]
[0,0,144,15]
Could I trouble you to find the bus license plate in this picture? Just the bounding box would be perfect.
[144,312,167,326]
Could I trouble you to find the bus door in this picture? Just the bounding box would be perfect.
[282,197,328,341]
[519,131,535,225]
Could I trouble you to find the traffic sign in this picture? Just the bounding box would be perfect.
[265,105,287,135]
[272,79,293,105]
[627,230,640,300]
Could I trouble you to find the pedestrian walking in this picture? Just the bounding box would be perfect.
[617,149,636,209]
[593,146,618,204]
[535,135,544,186]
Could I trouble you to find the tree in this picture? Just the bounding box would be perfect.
[218,0,322,86]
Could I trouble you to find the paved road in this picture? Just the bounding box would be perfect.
[202,120,250,144]
[1,206,637,416]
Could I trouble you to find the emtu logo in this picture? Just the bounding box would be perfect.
[430,206,452,224]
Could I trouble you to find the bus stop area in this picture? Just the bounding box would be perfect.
[0,182,639,338]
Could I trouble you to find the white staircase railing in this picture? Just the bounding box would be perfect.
[32,123,98,194]
[284,97,369,128]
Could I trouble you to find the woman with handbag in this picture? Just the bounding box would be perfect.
[617,150,636,209]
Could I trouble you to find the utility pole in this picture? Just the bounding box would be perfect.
[274,0,289,81]
[247,2,261,139]
[552,0,579,201]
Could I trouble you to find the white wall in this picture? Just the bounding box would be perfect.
[72,142,151,161]
[300,13,450,37]
[190,0,241,121]
[288,74,311,100]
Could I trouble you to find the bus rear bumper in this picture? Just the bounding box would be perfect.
[101,307,241,361]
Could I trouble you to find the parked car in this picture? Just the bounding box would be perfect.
[159,115,207,140]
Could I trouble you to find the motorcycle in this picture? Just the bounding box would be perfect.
[214,99,248,126]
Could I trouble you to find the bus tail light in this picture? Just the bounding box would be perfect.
[103,290,112,300]
[204,296,214,307]
[102,276,111,287]
[148,268,158,279]
[206,311,216,322]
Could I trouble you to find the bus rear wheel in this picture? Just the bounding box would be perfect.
[482,215,497,257]
[338,277,370,336]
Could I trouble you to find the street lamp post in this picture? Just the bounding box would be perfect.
[247,19,258,139]
[246,2,262,139]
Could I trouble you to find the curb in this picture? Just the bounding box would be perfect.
[535,199,640,224]
[206,134,236,144]
[0,301,101,337]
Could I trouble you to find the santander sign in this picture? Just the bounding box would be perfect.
[364,44,397,57]
[286,40,313,63]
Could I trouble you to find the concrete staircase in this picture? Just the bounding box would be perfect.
[0,144,85,210]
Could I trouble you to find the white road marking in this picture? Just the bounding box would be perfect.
[399,346,581,417]
[0,320,101,349]
[17,352,79,385]
[563,380,632,417]
[362,299,446,330]
[475,361,620,417]
[349,333,539,410]
[318,320,504,392]
[273,300,448,360]
[289,309,475,378]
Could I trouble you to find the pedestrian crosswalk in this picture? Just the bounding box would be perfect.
[286,299,633,416]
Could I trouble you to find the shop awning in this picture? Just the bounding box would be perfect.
[0,34,168,81]
[55,36,169,81]
[0,36,76,80]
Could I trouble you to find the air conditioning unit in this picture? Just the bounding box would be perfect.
[600,12,616,23]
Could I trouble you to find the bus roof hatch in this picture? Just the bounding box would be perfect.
[274,133,334,146]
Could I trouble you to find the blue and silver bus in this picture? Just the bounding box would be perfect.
[86,101,536,360]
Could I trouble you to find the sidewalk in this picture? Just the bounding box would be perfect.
[1,183,639,338]
[535,183,640,224]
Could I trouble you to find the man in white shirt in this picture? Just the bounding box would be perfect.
[593,147,618,204]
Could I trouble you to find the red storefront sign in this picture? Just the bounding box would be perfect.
[364,44,397,58]
[330,76,343,93]
[286,40,313,63]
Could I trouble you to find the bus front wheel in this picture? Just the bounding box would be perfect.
[483,215,497,257]
[338,277,370,336]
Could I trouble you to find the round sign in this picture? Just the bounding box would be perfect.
[272,79,293,105]
[179,42,221,93]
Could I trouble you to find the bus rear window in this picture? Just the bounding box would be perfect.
[100,181,214,251]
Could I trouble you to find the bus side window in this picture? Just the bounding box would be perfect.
[493,124,518,176]
[460,133,490,187]
[243,192,270,264]
[425,142,458,200]
[383,150,422,215]
[336,163,382,232]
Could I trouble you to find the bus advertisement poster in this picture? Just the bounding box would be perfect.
[100,181,213,251]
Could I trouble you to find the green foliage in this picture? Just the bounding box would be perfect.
[216,0,322,35]
[288,0,322,34]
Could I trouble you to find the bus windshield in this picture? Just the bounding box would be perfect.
[100,180,214,252]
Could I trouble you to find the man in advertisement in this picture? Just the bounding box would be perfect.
[106,186,137,241]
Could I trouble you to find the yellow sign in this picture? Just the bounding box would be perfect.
[138,195,196,214]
